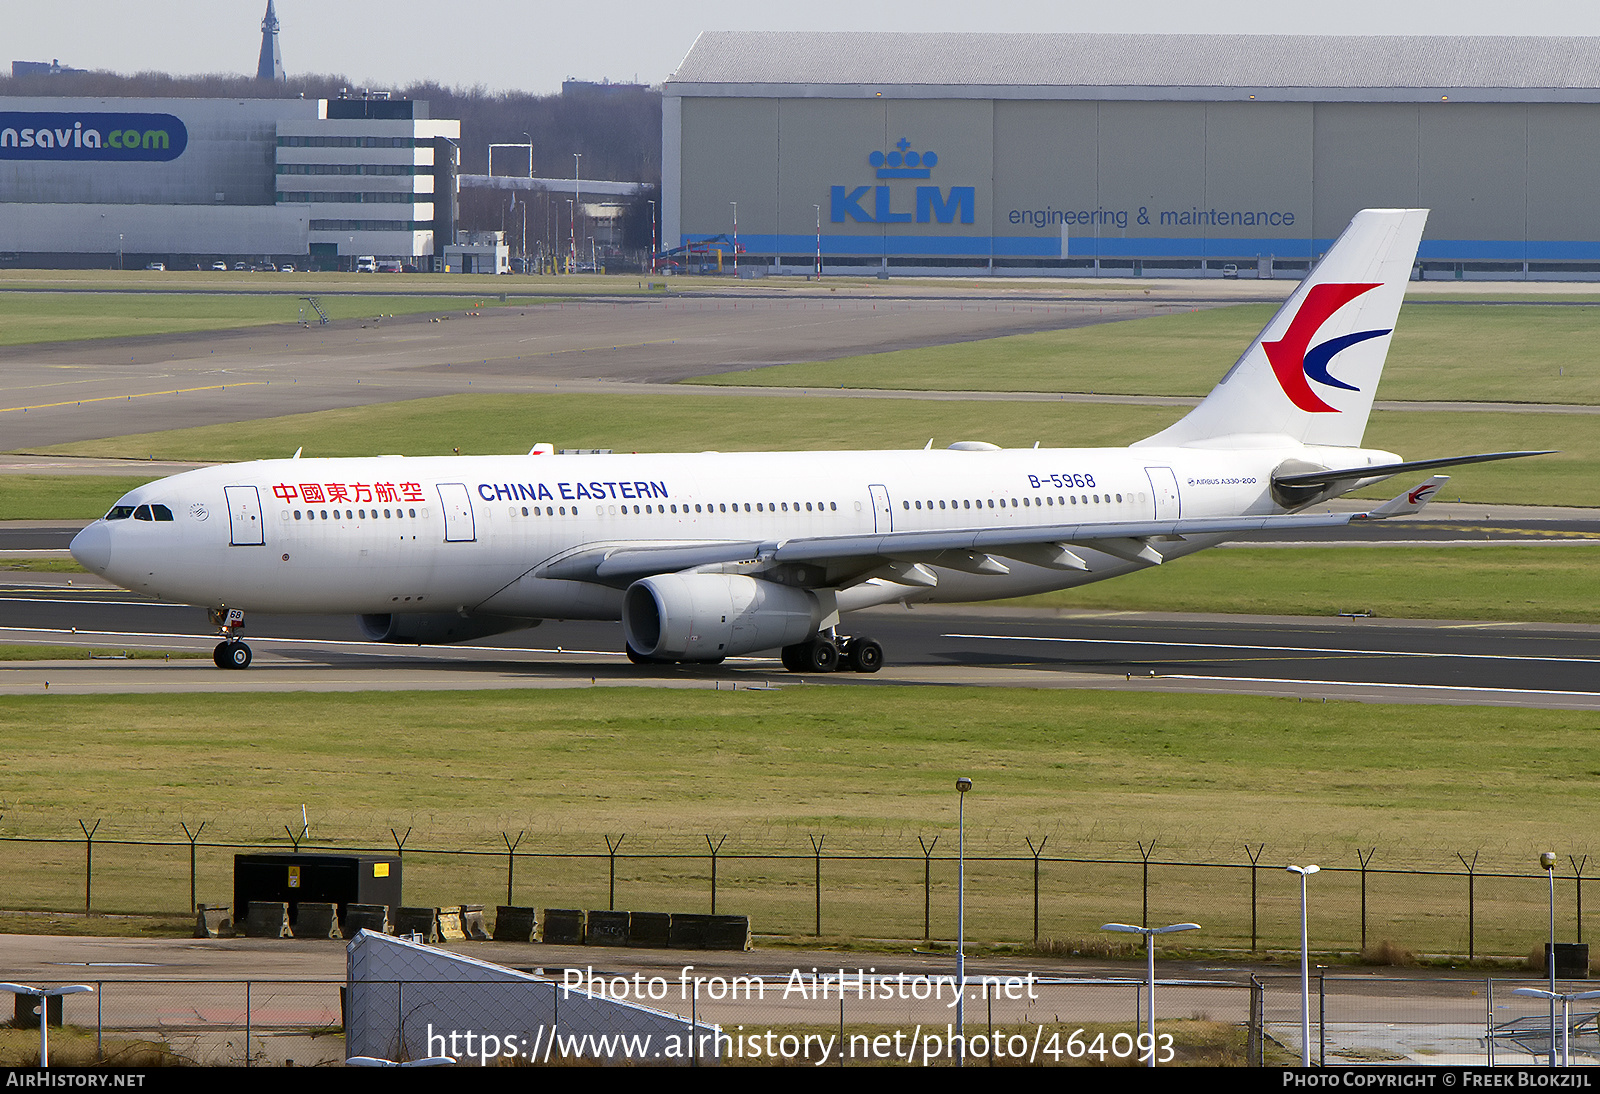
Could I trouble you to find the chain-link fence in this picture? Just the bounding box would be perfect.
[0,832,1591,957]
[22,972,1599,1066]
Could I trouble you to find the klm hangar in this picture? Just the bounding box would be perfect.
[663,32,1600,279]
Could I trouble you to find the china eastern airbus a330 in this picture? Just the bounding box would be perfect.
[71,208,1543,672]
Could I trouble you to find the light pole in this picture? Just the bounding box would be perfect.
[1101,922,1200,1067]
[0,983,94,1066]
[1543,850,1558,1067]
[1287,864,1320,1066]
[955,775,971,1066]
[813,203,822,278]
[521,133,531,271]
[1514,987,1600,1067]
[567,199,576,275]
[118,233,123,271]
[730,201,738,277]
[647,199,657,273]
[573,153,582,272]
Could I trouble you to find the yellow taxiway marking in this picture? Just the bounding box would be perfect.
[0,382,267,414]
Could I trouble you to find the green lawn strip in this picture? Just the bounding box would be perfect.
[26,394,1599,508]
[1000,545,1600,624]
[0,645,203,660]
[0,560,86,573]
[688,302,1600,406]
[0,475,154,520]
[0,292,537,345]
[0,689,1591,952]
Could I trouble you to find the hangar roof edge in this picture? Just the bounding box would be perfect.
[666,32,1600,96]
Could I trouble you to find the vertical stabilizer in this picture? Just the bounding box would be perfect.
[1136,209,1427,449]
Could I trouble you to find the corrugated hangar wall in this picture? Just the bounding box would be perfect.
[672,97,1600,274]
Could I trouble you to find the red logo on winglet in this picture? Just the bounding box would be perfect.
[1263,283,1382,413]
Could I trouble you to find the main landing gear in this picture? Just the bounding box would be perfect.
[208,607,252,670]
[780,634,883,674]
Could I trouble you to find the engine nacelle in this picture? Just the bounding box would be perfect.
[623,573,823,661]
[357,612,536,645]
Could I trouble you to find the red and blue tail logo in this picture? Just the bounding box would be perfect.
[1263,283,1391,413]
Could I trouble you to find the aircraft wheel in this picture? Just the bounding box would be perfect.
[213,642,230,669]
[798,637,838,673]
[846,638,883,674]
[780,642,808,672]
[224,641,252,670]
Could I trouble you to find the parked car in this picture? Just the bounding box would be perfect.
[279,264,295,273]
[355,256,377,273]
[210,261,227,271]
[232,262,247,271]
[144,261,165,271]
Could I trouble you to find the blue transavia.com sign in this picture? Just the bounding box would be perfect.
[0,112,188,161]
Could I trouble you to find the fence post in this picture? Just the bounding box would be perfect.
[1571,855,1588,943]
[180,821,205,914]
[809,834,824,937]
[79,819,100,915]
[1358,847,1378,954]
[284,823,304,851]
[502,831,524,906]
[1137,840,1156,927]
[1248,975,1264,1067]
[706,835,726,914]
[918,836,938,941]
[390,826,411,863]
[1025,836,1047,945]
[605,835,625,911]
[1456,851,1478,961]
[1244,844,1265,952]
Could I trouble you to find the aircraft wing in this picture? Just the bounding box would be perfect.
[539,478,1447,584]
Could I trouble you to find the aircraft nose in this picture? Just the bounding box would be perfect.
[69,523,112,574]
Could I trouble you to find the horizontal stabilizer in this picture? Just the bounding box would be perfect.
[1274,450,1553,491]
[1355,475,1449,519]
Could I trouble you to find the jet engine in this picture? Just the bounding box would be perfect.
[357,612,536,644]
[622,573,824,661]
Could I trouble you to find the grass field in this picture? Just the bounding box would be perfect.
[0,291,535,345]
[27,393,1600,508]
[1003,544,1600,624]
[691,303,1600,406]
[0,689,1590,954]
[0,474,161,520]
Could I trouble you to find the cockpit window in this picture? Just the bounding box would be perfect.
[151,504,174,522]
[133,505,153,521]
[105,505,136,521]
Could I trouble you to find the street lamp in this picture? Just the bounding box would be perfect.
[1543,850,1559,1067]
[1514,987,1600,1067]
[1100,922,1200,1067]
[0,983,94,1067]
[955,775,971,1066]
[1287,864,1320,1066]
[730,201,738,277]
[567,199,576,275]
[647,199,657,274]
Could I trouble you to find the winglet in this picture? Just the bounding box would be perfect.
[1356,475,1449,520]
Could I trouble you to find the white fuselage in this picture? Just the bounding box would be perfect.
[76,441,1394,621]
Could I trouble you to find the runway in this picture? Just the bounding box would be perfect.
[2,572,1595,708]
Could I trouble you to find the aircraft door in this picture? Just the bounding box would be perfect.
[223,485,265,546]
[1145,466,1182,520]
[868,484,893,533]
[437,483,477,542]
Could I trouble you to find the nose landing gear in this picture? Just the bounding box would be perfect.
[207,607,253,670]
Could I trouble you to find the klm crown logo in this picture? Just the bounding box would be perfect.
[832,136,973,226]
[871,138,938,179]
